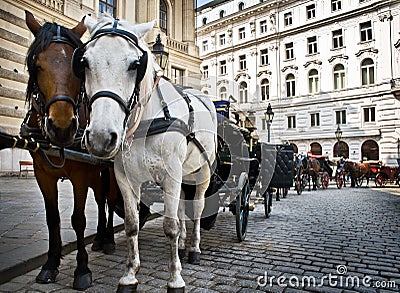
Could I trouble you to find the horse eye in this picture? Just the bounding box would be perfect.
[128,60,140,71]
[35,65,42,72]
[81,57,89,69]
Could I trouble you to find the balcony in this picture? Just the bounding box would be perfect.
[166,37,188,54]
[36,0,64,13]
[391,78,400,100]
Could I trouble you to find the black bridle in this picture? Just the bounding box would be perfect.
[73,19,148,127]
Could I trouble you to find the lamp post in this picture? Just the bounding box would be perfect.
[264,103,274,143]
[397,138,400,158]
[335,124,342,157]
[152,34,169,73]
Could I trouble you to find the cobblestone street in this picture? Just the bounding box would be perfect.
[0,181,399,292]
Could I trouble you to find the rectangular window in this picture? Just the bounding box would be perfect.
[363,107,376,122]
[239,27,246,40]
[332,29,343,49]
[260,49,269,65]
[202,66,209,79]
[335,110,346,124]
[284,12,293,26]
[260,20,268,33]
[288,116,296,129]
[360,21,372,42]
[310,113,320,127]
[307,36,318,54]
[285,42,294,59]
[202,40,208,52]
[171,67,184,85]
[99,0,117,17]
[261,118,266,131]
[219,34,226,46]
[306,4,316,19]
[332,0,342,11]
[219,60,226,75]
[239,55,247,70]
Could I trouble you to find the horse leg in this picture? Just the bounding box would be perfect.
[164,179,185,291]
[188,175,208,265]
[70,182,92,290]
[178,191,187,260]
[35,175,61,284]
[91,173,108,253]
[117,179,140,292]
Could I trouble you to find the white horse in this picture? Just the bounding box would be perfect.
[78,14,217,292]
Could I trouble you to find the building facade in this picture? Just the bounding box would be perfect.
[0,0,200,173]
[196,0,400,164]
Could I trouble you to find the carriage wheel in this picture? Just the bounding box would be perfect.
[375,173,387,187]
[235,172,250,242]
[296,166,304,195]
[356,176,364,187]
[263,189,272,218]
[336,172,344,189]
[322,172,330,189]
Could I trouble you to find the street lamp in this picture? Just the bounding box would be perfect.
[152,34,169,72]
[264,103,274,143]
[335,124,342,157]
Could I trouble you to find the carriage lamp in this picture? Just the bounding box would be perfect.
[264,103,274,143]
[152,34,169,71]
[335,124,342,157]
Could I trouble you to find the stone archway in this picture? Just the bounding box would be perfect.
[310,142,322,155]
[333,141,349,158]
[361,140,379,161]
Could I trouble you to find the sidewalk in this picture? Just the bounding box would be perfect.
[0,176,124,284]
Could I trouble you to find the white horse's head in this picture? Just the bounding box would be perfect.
[82,14,155,159]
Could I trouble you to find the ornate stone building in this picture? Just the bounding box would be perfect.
[0,0,200,172]
[196,0,400,164]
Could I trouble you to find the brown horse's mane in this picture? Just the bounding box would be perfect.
[25,22,83,103]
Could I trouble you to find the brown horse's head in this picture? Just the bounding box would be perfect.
[25,11,86,147]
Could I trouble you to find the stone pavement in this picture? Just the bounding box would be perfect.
[0,179,400,292]
[0,177,124,284]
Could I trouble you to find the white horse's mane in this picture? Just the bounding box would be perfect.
[89,14,157,100]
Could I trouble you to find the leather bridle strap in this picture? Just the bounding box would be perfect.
[44,95,78,115]
[90,90,131,117]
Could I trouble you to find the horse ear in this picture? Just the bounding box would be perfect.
[84,14,98,34]
[133,20,156,38]
[25,10,41,36]
[71,15,87,38]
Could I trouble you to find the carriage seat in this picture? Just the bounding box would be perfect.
[19,160,33,178]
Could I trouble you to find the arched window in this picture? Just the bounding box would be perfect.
[160,0,167,33]
[310,142,322,155]
[239,81,248,103]
[261,79,269,101]
[333,63,345,90]
[361,140,379,161]
[202,17,207,25]
[286,74,296,97]
[361,58,374,85]
[238,2,245,11]
[219,87,227,100]
[308,69,319,94]
[219,10,225,18]
[333,141,349,158]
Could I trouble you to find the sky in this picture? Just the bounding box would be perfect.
[196,0,213,8]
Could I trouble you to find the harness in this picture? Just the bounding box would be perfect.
[76,20,212,170]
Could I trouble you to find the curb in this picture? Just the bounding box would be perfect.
[0,223,124,285]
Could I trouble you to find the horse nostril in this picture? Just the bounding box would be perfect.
[108,132,118,150]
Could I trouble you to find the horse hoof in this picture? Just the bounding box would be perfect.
[36,268,59,283]
[91,240,103,251]
[73,272,92,291]
[167,287,185,293]
[117,284,138,293]
[188,251,200,265]
[178,249,186,260]
[103,243,116,254]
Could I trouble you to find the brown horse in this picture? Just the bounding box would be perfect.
[22,11,120,290]
[302,157,321,190]
[342,160,371,187]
